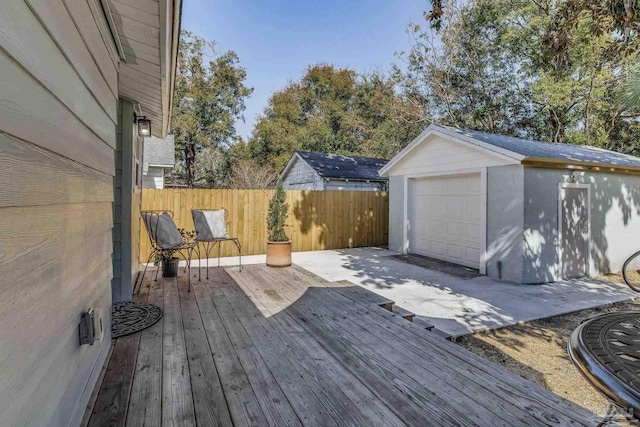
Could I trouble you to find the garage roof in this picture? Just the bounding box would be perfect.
[286,151,389,181]
[447,127,640,168]
[380,124,640,175]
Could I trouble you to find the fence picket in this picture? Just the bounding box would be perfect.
[139,189,389,261]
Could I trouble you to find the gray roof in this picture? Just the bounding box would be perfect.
[295,151,389,180]
[444,126,640,168]
[143,135,175,172]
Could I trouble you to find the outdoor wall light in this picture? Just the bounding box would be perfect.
[137,116,151,137]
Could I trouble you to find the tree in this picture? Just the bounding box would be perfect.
[398,1,540,138]
[401,0,640,153]
[226,159,277,189]
[172,31,252,187]
[248,64,424,170]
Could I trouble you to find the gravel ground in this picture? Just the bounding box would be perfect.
[457,273,640,421]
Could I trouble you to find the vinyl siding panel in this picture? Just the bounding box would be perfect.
[1,1,117,138]
[0,1,116,424]
[324,180,386,191]
[25,0,118,110]
[64,0,120,94]
[143,166,166,189]
[282,157,323,190]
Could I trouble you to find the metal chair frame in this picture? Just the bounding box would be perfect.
[191,208,242,280]
[137,210,197,292]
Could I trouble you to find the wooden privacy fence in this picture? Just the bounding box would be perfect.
[140,189,389,262]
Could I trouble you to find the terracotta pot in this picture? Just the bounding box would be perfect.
[266,241,292,267]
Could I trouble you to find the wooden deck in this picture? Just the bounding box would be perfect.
[86,264,598,426]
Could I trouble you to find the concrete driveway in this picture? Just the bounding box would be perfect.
[291,247,638,337]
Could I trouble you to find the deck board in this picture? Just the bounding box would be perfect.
[272,267,549,426]
[126,279,163,427]
[88,264,598,426]
[190,278,272,426]
[161,276,196,426]
[178,276,233,426]
[280,265,593,423]
[233,267,406,426]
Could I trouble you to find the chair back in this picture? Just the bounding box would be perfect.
[191,209,230,241]
[141,210,184,249]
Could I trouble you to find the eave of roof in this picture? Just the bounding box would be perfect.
[380,124,640,176]
[108,0,182,138]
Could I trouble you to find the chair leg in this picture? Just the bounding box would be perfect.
[195,245,202,281]
[136,251,156,293]
[187,248,193,292]
[218,241,221,268]
[233,239,242,272]
[206,243,211,280]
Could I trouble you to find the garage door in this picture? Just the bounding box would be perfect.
[410,174,482,269]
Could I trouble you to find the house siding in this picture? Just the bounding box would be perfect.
[486,165,525,283]
[324,179,386,191]
[143,166,166,189]
[113,100,143,302]
[386,133,514,177]
[0,1,118,425]
[282,157,323,190]
[522,167,640,283]
[388,176,405,252]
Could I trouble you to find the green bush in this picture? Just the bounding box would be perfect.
[267,179,289,242]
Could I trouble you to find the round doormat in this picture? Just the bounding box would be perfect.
[112,301,163,338]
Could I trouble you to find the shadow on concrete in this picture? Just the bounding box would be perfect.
[304,247,638,336]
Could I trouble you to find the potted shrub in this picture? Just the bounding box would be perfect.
[160,251,179,277]
[157,229,195,277]
[266,179,291,267]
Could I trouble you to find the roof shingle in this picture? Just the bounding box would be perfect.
[445,126,640,168]
[295,151,389,180]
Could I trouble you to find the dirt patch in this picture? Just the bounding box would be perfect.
[597,270,640,287]
[457,298,640,419]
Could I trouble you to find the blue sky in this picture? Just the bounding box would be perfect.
[182,0,428,140]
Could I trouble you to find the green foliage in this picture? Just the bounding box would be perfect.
[267,179,289,242]
[248,64,425,170]
[401,0,640,155]
[172,31,253,187]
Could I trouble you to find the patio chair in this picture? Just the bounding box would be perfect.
[138,210,197,291]
[191,208,242,280]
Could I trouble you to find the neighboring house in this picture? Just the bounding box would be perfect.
[381,124,640,284]
[281,150,389,191]
[143,135,176,189]
[0,1,181,425]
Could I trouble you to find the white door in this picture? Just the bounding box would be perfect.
[410,174,482,269]
[560,186,589,278]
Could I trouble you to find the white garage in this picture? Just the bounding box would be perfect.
[409,174,482,269]
[381,124,640,284]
